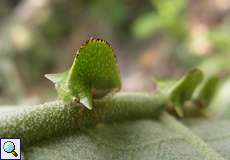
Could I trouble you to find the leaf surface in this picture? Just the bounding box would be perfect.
[25,120,207,160]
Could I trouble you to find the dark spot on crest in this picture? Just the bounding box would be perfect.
[75,37,119,64]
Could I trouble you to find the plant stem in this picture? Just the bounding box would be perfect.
[0,92,166,146]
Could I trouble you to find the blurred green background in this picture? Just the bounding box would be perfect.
[0,0,230,107]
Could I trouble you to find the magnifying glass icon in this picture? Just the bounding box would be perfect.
[3,141,18,157]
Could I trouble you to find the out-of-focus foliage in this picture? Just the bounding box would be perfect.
[209,23,230,51]
[0,0,230,109]
[132,0,187,40]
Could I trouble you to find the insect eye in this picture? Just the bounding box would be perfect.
[72,97,80,103]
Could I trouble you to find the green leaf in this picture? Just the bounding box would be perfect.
[45,38,121,109]
[208,78,230,117]
[183,118,230,159]
[169,69,203,116]
[154,69,204,116]
[24,118,223,160]
[194,76,220,107]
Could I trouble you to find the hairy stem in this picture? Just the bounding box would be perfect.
[0,92,166,146]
